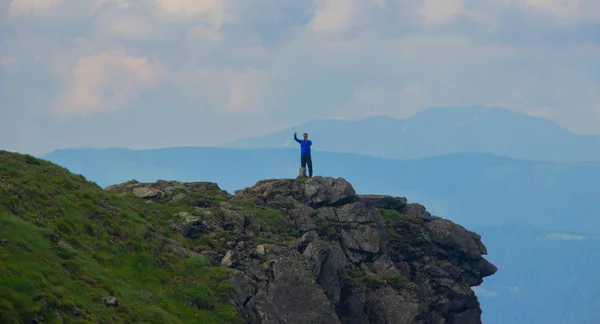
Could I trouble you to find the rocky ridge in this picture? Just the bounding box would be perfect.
[106,176,497,324]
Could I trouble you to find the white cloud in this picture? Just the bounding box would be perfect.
[10,0,60,16]
[473,286,498,297]
[53,48,166,118]
[224,69,267,114]
[232,45,270,62]
[154,0,231,28]
[94,11,157,41]
[92,0,131,11]
[502,0,600,21]
[524,107,554,118]
[506,285,521,293]
[170,66,268,115]
[335,84,428,119]
[309,0,359,32]
[418,0,464,26]
[3,0,600,153]
[186,25,223,43]
[540,233,587,241]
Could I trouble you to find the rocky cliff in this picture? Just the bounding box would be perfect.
[107,176,497,324]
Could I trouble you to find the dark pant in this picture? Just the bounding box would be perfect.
[301,155,313,177]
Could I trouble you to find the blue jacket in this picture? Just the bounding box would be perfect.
[294,134,312,156]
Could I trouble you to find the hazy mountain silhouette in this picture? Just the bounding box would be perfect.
[222,106,600,162]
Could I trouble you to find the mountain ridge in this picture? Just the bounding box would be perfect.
[220,106,600,162]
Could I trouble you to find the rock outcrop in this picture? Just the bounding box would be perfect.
[106,176,497,324]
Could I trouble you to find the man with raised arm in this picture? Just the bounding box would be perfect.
[294,132,313,177]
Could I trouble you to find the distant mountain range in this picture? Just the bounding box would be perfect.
[42,147,600,234]
[222,106,600,162]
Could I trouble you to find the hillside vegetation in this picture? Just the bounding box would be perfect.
[0,151,244,323]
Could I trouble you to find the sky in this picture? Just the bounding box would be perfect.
[1,0,599,155]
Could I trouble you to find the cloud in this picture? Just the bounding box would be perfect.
[473,286,498,297]
[417,0,464,26]
[9,0,60,16]
[53,48,166,118]
[524,106,554,118]
[186,25,223,43]
[334,84,428,120]
[503,0,600,22]
[92,0,132,11]
[2,0,600,154]
[308,0,359,32]
[94,10,157,41]
[170,66,267,115]
[506,285,521,293]
[154,0,232,28]
[539,233,587,241]
[224,68,267,114]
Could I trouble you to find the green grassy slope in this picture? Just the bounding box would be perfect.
[0,151,244,324]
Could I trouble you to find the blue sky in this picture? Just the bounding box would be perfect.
[1,0,599,155]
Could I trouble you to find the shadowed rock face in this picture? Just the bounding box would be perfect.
[108,176,497,324]
[232,177,497,324]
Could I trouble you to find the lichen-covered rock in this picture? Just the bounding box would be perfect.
[104,176,496,324]
[105,180,230,203]
[300,177,358,207]
[234,176,358,208]
[132,186,162,199]
[102,296,119,307]
[224,177,497,324]
[221,250,234,267]
[403,203,433,220]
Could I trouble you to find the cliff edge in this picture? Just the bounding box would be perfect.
[108,176,497,324]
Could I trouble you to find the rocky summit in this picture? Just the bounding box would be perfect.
[108,176,497,324]
[0,151,496,324]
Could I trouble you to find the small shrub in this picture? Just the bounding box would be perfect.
[184,256,214,270]
[379,209,405,221]
[63,260,83,274]
[24,155,41,165]
[289,229,301,238]
[252,207,291,234]
[56,246,75,260]
[56,219,74,235]
[390,274,405,286]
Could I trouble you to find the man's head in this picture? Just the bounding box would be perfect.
[303,133,308,140]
